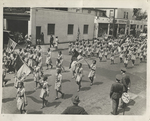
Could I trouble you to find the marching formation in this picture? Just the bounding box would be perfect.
[2,35,147,114]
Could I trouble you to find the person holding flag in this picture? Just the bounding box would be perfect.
[88,60,96,86]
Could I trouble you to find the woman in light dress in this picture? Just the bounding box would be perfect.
[34,62,42,90]
[88,60,96,86]
[55,69,64,100]
[16,81,27,114]
[40,76,49,109]
[75,63,83,92]
[58,51,65,72]
[46,48,53,70]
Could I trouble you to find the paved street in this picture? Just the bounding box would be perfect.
[2,45,146,115]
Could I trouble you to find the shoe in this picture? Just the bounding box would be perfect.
[45,100,48,106]
[34,88,37,91]
[77,89,80,92]
[90,83,93,86]
[41,106,45,109]
[24,111,27,114]
[55,97,58,100]
[61,93,64,98]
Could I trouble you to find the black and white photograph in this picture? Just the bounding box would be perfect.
[1,2,148,118]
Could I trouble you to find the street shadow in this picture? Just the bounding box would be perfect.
[48,84,51,88]
[134,64,139,66]
[26,90,35,95]
[126,67,134,69]
[62,79,70,83]
[5,83,14,87]
[118,99,135,114]
[110,63,118,65]
[27,96,42,103]
[80,87,91,91]
[63,94,73,99]
[44,74,52,77]
[93,82,103,85]
[46,101,61,108]
[62,70,70,73]
[28,111,43,114]
[2,97,15,103]
[24,78,34,82]
[118,106,130,114]
[127,99,136,106]
[82,80,89,82]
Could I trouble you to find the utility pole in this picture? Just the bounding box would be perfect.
[112,8,116,38]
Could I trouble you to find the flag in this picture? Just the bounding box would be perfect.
[14,55,31,78]
[6,37,17,52]
[77,27,80,40]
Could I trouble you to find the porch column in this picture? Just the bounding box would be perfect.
[107,23,110,35]
[3,19,7,30]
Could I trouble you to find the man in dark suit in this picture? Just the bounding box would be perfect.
[110,74,123,115]
[121,68,131,92]
[62,95,88,114]
[120,68,131,108]
[50,35,54,48]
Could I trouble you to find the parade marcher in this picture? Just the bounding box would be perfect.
[110,52,115,64]
[110,74,123,115]
[34,62,42,90]
[40,76,49,109]
[75,63,83,92]
[131,50,136,66]
[46,48,53,70]
[124,55,129,68]
[69,49,79,69]
[58,51,65,72]
[50,35,54,48]
[16,82,27,114]
[56,58,62,73]
[62,95,88,114]
[88,60,96,86]
[28,50,33,68]
[55,36,59,49]
[55,69,64,100]
[37,52,43,76]
[120,68,131,108]
[71,57,78,79]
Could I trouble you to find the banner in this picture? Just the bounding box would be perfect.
[6,37,17,52]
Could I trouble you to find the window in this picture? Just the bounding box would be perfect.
[124,12,126,19]
[141,25,142,29]
[47,24,55,35]
[83,25,89,34]
[137,25,139,29]
[110,10,113,17]
[68,24,74,34]
[126,12,128,19]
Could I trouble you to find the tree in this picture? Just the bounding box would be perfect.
[133,8,147,20]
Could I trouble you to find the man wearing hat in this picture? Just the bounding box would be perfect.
[62,95,88,114]
[121,68,131,93]
[110,74,123,115]
[120,68,131,108]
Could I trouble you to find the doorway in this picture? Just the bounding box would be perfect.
[36,26,41,45]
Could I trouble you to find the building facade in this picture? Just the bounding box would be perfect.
[94,8,147,38]
[4,7,97,45]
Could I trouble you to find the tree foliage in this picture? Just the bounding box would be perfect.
[133,8,147,20]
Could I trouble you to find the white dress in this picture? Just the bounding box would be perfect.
[88,64,96,78]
